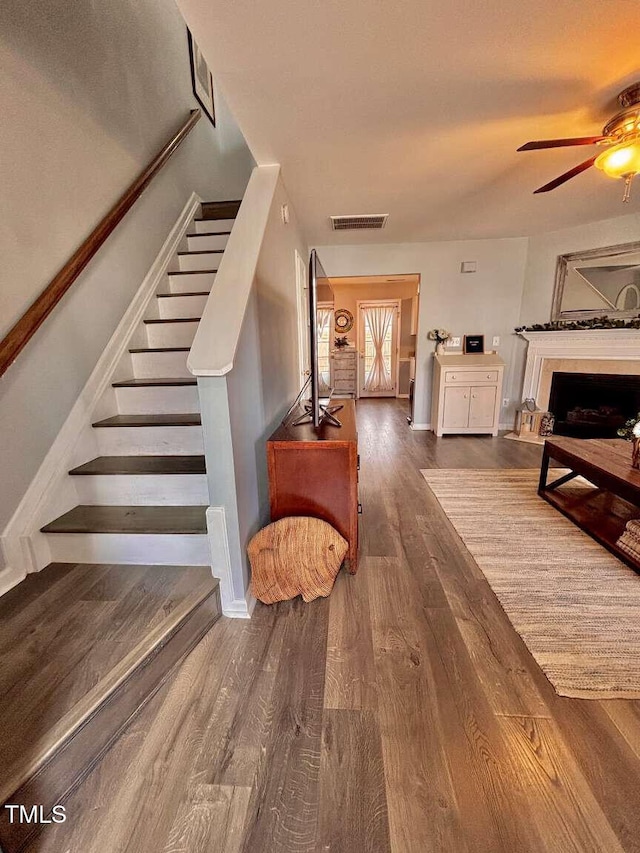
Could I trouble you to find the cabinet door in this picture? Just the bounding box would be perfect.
[443,386,470,428]
[468,385,497,428]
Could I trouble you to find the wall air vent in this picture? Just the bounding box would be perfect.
[330,214,388,231]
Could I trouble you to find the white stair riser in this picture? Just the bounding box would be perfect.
[46,533,210,565]
[131,350,191,379]
[115,385,199,415]
[187,233,229,251]
[178,252,222,271]
[158,294,208,320]
[169,272,215,294]
[73,474,209,505]
[96,426,204,455]
[146,321,199,348]
[194,218,235,234]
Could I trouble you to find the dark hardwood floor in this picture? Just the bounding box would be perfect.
[0,565,215,775]
[25,399,640,853]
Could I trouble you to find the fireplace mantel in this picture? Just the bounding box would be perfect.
[520,329,640,404]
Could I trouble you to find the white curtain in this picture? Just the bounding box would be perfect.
[317,307,332,390]
[317,307,332,341]
[363,304,395,392]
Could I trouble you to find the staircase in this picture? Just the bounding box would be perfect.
[0,200,242,853]
[41,200,241,564]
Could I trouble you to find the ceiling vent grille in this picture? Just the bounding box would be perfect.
[330,214,388,231]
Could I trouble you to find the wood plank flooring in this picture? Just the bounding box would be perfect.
[0,564,214,774]
[24,400,640,852]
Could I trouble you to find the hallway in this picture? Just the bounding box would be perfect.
[28,400,640,853]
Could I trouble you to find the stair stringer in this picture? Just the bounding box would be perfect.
[0,193,202,592]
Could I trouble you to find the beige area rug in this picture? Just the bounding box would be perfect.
[421,468,640,699]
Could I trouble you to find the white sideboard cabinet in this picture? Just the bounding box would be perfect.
[431,353,505,436]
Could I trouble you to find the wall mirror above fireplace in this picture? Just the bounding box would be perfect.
[551,240,640,321]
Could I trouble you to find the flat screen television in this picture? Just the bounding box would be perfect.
[290,250,343,428]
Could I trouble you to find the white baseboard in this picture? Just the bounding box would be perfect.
[206,506,252,618]
[410,422,431,431]
[221,591,256,619]
[1,192,201,593]
[0,560,26,597]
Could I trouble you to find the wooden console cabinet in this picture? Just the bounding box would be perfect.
[267,399,359,572]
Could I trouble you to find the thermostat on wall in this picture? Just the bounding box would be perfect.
[460,261,477,273]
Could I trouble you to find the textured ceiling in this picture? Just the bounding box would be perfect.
[176,0,640,244]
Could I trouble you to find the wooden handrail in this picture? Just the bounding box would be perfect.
[0,109,202,378]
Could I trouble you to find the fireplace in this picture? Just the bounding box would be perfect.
[548,372,640,438]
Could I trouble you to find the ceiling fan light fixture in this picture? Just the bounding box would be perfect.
[595,140,640,178]
[595,139,640,201]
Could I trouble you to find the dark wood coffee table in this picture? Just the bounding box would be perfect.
[539,437,640,573]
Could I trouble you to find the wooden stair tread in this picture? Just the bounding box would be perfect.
[111,377,196,387]
[144,317,200,324]
[156,291,210,298]
[168,269,218,276]
[92,413,201,427]
[128,347,190,353]
[177,249,224,256]
[69,456,206,475]
[41,505,208,534]
[0,564,220,851]
[199,199,241,219]
[187,231,232,237]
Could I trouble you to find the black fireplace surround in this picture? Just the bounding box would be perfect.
[548,372,640,439]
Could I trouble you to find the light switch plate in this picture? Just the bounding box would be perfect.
[450,336,461,347]
[492,336,500,347]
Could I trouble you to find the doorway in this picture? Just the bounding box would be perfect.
[357,300,400,397]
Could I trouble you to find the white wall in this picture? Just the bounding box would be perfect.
[0,0,254,533]
[316,239,529,426]
[510,210,640,405]
[233,175,309,535]
[196,173,308,612]
[520,211,640,324]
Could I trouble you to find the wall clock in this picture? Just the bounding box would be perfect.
[334,309,354,333]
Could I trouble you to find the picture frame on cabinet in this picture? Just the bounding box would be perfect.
[463,334,484,354]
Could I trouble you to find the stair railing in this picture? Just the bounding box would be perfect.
[0,109,202,379]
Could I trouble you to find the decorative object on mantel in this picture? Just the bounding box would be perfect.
[516,315,640,333]
[334,335,349,348]
[248,516,348,604]
[617,413,640,469]
[334,309,354,333]
[427,328,451,355]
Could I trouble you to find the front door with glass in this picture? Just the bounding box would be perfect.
[357,301,400,397]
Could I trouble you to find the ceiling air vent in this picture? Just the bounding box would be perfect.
[330,214,388,231]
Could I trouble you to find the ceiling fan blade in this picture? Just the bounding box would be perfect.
[532,154,599,193]
[518,136,606,151]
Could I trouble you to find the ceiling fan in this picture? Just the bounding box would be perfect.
[518,81,640,201]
